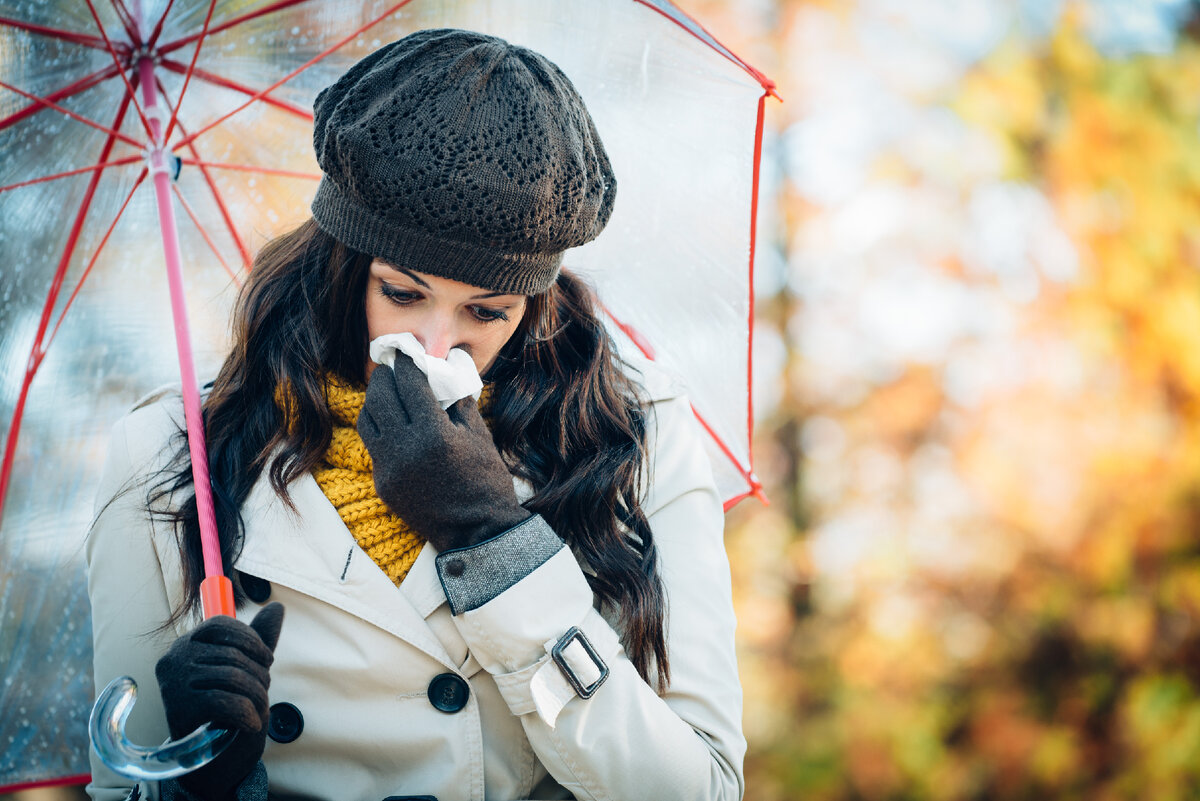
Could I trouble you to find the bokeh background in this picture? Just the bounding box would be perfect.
[7,0,1200,799]
[713,0,1200,799]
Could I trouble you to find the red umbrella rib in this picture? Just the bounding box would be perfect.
[690,403,767,511]
[83,0,153,139]
[159,59,314,122]
[0,65,123,134]
[0,775,91,795]
[172,0,417,152]
[160,0,219,146]
[156,77,252,270]
[0,16,117,51]
[45,170,149,352]
[171,183,241,285]
[0,157,142,195]
[597,301,657,360]
[107,0,142,46]
[745,94,767,475]
[0,79,142,149]
[144,0,178,50]
[156,0,315,56]
[597,299,766,508]
[0,91,137,523]
[632,0,777,95]
[178,159,320,181]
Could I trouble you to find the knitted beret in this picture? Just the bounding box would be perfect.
[310,28,617,295]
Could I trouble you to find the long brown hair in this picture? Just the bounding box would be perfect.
[149,219,669,690]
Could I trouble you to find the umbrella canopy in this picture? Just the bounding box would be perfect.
[0,0,774,789]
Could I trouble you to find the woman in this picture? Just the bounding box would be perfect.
[87,28,744,801]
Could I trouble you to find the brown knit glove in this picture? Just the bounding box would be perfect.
[357,356,530,552]
[155,603,284,801]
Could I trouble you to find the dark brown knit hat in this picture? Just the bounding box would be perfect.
[310,28,617,295]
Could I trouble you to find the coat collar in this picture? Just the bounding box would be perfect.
[233,467,458,670]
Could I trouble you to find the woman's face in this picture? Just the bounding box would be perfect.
[364,259,528,380]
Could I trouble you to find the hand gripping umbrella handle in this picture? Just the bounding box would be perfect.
[87,586,238,783]
[89,676,239,781]
[87,579,236,781]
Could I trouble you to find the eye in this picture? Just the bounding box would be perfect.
[470,305,510,324]
[379,283,420,306]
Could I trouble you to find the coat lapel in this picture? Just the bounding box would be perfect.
[399,540,448,619]
[233,468,457,670]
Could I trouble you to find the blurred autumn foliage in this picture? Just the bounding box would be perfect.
[709,0,1200,799]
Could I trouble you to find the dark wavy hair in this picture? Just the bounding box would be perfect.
[149,218,669,690]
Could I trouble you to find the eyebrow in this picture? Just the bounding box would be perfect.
[389,265,511,300]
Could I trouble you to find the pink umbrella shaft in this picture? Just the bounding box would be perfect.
[137,56,233,619]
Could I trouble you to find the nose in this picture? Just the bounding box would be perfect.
[414,314,456,359]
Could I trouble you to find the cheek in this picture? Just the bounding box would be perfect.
[363,290,409,340]
[469,326,516,372]
[471,313,525,373]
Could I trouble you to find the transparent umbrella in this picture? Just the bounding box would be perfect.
[0,0,774,790]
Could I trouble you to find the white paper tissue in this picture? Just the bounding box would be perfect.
[368,332,483,410]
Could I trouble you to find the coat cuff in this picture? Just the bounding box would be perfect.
[434,514,563,615]
[445,529,624,728]
[490,607,623,727]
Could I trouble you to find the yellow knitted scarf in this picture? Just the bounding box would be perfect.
[303,374,494,586]
[316,375,424,585]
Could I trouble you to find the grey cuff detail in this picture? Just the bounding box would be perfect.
[159,761,268,801]
[436,514,564,615]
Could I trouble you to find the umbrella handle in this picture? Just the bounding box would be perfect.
[89,676,237,781]
[89,578,237,780]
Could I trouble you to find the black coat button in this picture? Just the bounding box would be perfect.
[267,702,303,743]
[238,571,271,604]
[444,558,465,577]
[427,673,469,713]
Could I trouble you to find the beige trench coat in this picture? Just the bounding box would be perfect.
[86,359,745,801]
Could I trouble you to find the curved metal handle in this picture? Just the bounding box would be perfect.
[89,676,238,781]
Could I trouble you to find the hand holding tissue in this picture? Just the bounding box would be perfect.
[358,337,530,551]
[368,332,483,410]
